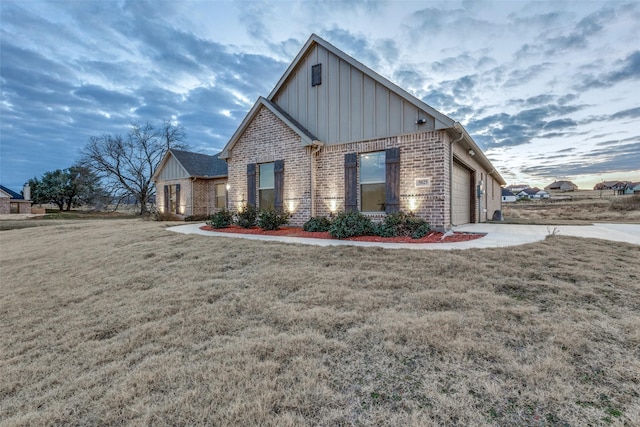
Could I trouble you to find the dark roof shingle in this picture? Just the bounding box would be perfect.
[170,149,227,178]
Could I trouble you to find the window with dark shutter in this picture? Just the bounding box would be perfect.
[247,163,256,207]
[312,64,322,86]
[274,159,284,213]
[258,162,274,210]
[385,147,400,213]
[344,152,358,212]
[360,151,386,212]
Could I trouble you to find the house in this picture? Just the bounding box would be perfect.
[535,190,550,199]
[544,180,577,192]
[0,184,31,214]
[219,34,506,230]
[505,184,530,193]
[501,188,516,203]
[594,181,622,191]
[624,182,640,194]
[516,187,542,199]
[153,149,228,217]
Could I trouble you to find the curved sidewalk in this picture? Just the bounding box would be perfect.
[168,222,640,250]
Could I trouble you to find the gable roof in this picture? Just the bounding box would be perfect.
[0,185,23,199]
[501,188,515,197]
[153,149,227,180]
[268,34,455,130]
[220,34,505,185]
[219,97,319,159]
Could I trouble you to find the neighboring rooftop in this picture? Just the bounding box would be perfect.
[0,185,24,199]
[170,149,228,178]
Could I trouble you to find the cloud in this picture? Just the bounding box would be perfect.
[575,50,640,90]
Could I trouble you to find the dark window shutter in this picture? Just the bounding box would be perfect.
[274,159,284,213]
[247,163,256,207]
[344,152,358,212]
[175,183,181,214]
[385,147,400,213]
[164,185,169,212]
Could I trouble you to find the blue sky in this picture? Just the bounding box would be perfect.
[1,0,639,193]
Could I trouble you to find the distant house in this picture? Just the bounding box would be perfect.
[506,184,530,193]
[501,188,516,203]
[593,181,639,195]
[0,184,31,214]
[544,180,577,192]
[516,187,544,199]
[153,149,228,217]
[594,181,622,191]
[625,182,640,194]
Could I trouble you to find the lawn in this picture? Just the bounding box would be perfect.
[1,219,638,426]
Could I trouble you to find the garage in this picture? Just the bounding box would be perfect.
[452,161,472,225]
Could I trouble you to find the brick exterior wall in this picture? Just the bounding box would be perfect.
[156,178,227,217]
[226,106,312,226]
[227,109,501,230]
[314,131,450,229]
[0,198,9,215]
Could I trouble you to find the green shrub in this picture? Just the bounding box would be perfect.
[410,222,432,239]
[236,204,257,228]
[206,209,234,229]
[257,209,289,230]
[303,216,332,232]
[329,211,374,239]
[373,212,431,239]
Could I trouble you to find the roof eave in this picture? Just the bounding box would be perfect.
[451,123,507,186]
[219,97,315,160]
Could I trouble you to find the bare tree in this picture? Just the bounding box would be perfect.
[81,121,187,215]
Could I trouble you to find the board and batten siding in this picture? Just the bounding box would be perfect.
[272,44,435,145]
[156,155,189,181]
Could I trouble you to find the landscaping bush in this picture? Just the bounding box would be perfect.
[373,212,431,239]
[236,204,257,228]
[328,211,374,239]
[206,209,234,229]
[257,209,289,230]
[303,216,332,232]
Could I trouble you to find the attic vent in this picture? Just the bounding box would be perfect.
[311,63,322,86]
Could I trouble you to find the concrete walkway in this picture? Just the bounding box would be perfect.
[168,222,640,250]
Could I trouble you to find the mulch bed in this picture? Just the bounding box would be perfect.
[199,225,485,243]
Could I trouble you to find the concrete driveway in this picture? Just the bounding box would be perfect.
[168,222,640,250]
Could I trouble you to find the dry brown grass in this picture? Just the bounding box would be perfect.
[503,192,640,224]
[1,219,639,426]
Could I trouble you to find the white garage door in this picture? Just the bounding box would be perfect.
[452,162,471,225]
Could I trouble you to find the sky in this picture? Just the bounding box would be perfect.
[1,0,639,193]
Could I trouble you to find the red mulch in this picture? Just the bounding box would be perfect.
[199,225,485,244]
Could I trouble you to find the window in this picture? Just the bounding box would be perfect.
[169,184,177,213]
[215,183,226,209]
[360,151,385,212]
[259,162,275,210]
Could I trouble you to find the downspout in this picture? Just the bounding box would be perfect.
[449,124,465,228]
[310,141,324,217]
